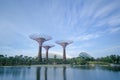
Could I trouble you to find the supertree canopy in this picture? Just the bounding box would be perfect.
[30,34,52,46]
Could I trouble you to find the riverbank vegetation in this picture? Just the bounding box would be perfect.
[0,54,120,66]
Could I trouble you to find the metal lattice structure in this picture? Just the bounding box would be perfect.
[30,34,52,62]
[56,40,73,62]
[43,44,54,61]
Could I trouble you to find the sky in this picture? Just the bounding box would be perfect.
[0,0,120,58]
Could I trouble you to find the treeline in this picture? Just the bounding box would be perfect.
[71,54,120,65]
[68,55,94,65]
[0,54,120,66]
[97,55,120,64]
[0,54,68,66]
[0,55,38,66]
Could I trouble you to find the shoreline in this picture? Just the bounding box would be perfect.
[0,64,71,67]
[0,64,120,67]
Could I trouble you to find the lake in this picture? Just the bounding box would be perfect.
[0,65,120,80]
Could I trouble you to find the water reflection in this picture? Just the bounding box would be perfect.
[36,66,67,80]
[99,66,120,72]
[0,66,120,80]
[63,67,66,80]
[72,65,120,72]
[36,67,48,80]
[53,67,57,80]
[72,65,96,70]
[44,67,47,80]
[0,66,31,80]
[36,67,41,80]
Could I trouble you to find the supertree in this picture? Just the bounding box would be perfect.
[30,34,52,62]
[56,40,73,62]
[43,44,54,61]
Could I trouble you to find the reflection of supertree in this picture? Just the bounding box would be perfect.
[36,67,41,80]
[30,34,52,62]
[63,67,66,80]
[44,67,48,80]
[43,44,54,61]
[56,40,73,62]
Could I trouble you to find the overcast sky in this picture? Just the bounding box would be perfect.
[0,0,120,58]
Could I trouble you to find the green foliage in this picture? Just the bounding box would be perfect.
[70,57,87,65]
[98,55,120,64]
[0,54,119,66]
[0,54,39,66]
[88,61,109,65]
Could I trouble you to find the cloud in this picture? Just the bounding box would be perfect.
[59,0,120,38]
[93,45,120,57]
[0,0,120,58]
[70,34,100,41]
[108,17,120,27]
[109,27,120,33]
[79,34,99,41]
[0,46,37,57]
[94,3,116,19]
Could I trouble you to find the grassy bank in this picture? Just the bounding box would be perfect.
[88,61,110,65]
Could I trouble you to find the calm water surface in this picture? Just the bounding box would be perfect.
[0,65,120,80]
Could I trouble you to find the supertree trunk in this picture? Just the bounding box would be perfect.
[43,45,54,62]
[56,40,73,63]
[38,45,42,62]
[46,49,48,61]
[63,47,66,62]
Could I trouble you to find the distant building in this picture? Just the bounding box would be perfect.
[41,53,63,59]
[79,52,92,59]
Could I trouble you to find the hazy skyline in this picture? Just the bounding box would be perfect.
[0,0,120,58]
